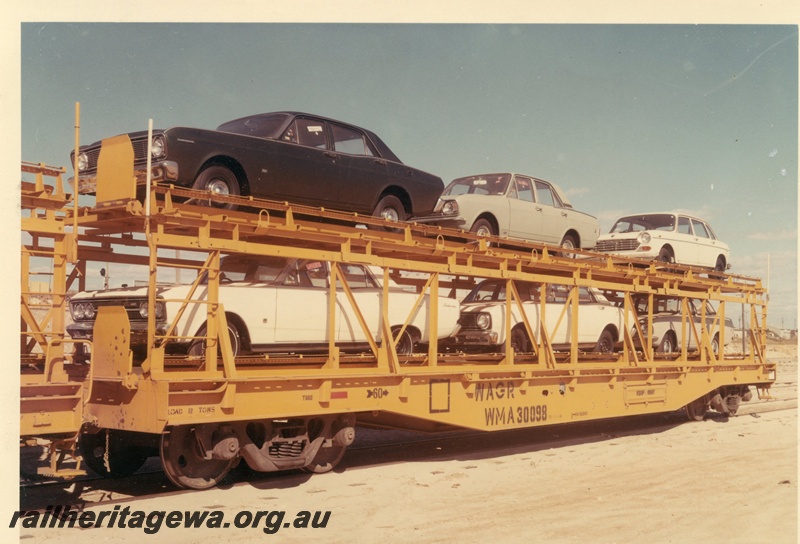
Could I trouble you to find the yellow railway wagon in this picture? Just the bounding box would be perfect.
[20,135,775,489]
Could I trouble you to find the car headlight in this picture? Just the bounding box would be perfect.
[72,302,96,320]
[77,152,89,172]
[441,200,459,216]
[476,312,491,330]
[638,232,651,244]
[139,301,166,320]
[154,301,166,320]
[151,135,166,159]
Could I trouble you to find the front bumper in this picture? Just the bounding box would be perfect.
[69,160,180,195]
[449,330,500,347]
[66,321,167,345]
[410,213,466,229]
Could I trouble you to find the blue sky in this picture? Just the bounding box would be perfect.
[18,23,798,326]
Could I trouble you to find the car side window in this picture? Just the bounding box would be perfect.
[514,177,535,203]
[340,264,377,289]
[678,217,692,235]
[691,220,711,239]
[331,123,375,156]
[282,118,327,149]
[534,181,558,208]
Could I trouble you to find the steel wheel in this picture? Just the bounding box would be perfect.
[188,320,242,358]
[79,429,150,478]
[711,334,720,357]
[160,425,235,490]
[470,218,496,238]
[556,234,578,258]
[393,328,415,357]
[191,166,241,210]
[510,326,530,353]
[657,246,673,263]
[372,195,407,231]
[658,332,677,354]
[685,397,707,421]
[301,443,347,474]
[593,330,614,354]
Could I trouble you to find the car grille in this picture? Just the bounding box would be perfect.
[595,239,640,252]
[76,137,151,174]
[71,298,148,322]
[458,312,481,331]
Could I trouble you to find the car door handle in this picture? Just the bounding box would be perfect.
[536,207,543,212]
[373,158,387,166]
[561,212,568,217]
[323,151,337,158]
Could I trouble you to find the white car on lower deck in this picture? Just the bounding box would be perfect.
[595,212,730,271]
[67,255,460,356]
[450,279,625,353]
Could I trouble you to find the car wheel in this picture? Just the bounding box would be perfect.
[470,218,496,238]
[188,320,242,359]
[657,246,673,264]
[593,330,614,354]
[192,166,241,210]
[714,256,726,273]
[711,333,720,357]
[558,234,578,257]
[510,325,530,354]
[657,331,677,354]
[373,195,407,222]
[393,328,415,357]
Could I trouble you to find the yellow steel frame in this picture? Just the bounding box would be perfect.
[63,137,774,436]
[19,133,775,446]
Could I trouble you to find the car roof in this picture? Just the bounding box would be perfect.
[219,111,402,163]
[616,212,711,223]
[451,172,575,208]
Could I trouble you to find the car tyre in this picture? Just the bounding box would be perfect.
[188,320,242,359]
[510,325,531,354]
[558,234,578,257]
[372,195,407,231]
[192,166,241,210]
[657,331,677,354]
[593,330,614,354]
[657,246,673,264]
[470,218,496,238]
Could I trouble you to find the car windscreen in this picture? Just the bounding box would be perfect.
[216,113,290,138]
[442,174,511,196]
[610,214,675,233]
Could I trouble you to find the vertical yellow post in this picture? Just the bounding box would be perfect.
[205,251,220,373]
[327,263,339,369]
[427,272,439,366]
[570,285,579,365]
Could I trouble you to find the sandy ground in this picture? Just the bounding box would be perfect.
[13,343,798,543]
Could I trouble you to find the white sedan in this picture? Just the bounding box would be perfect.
[67,256,460,357]
[595,212,730,271]
[629,295,735,355]
[450,279,625,353]
[416,173,600,251]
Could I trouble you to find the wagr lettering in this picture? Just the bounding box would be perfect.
[473,381,516,402]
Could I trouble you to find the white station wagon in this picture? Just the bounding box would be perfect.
[418,173,600,251]
[450,279,624,353]
[595,212,730,271]
[67,256,460,357]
